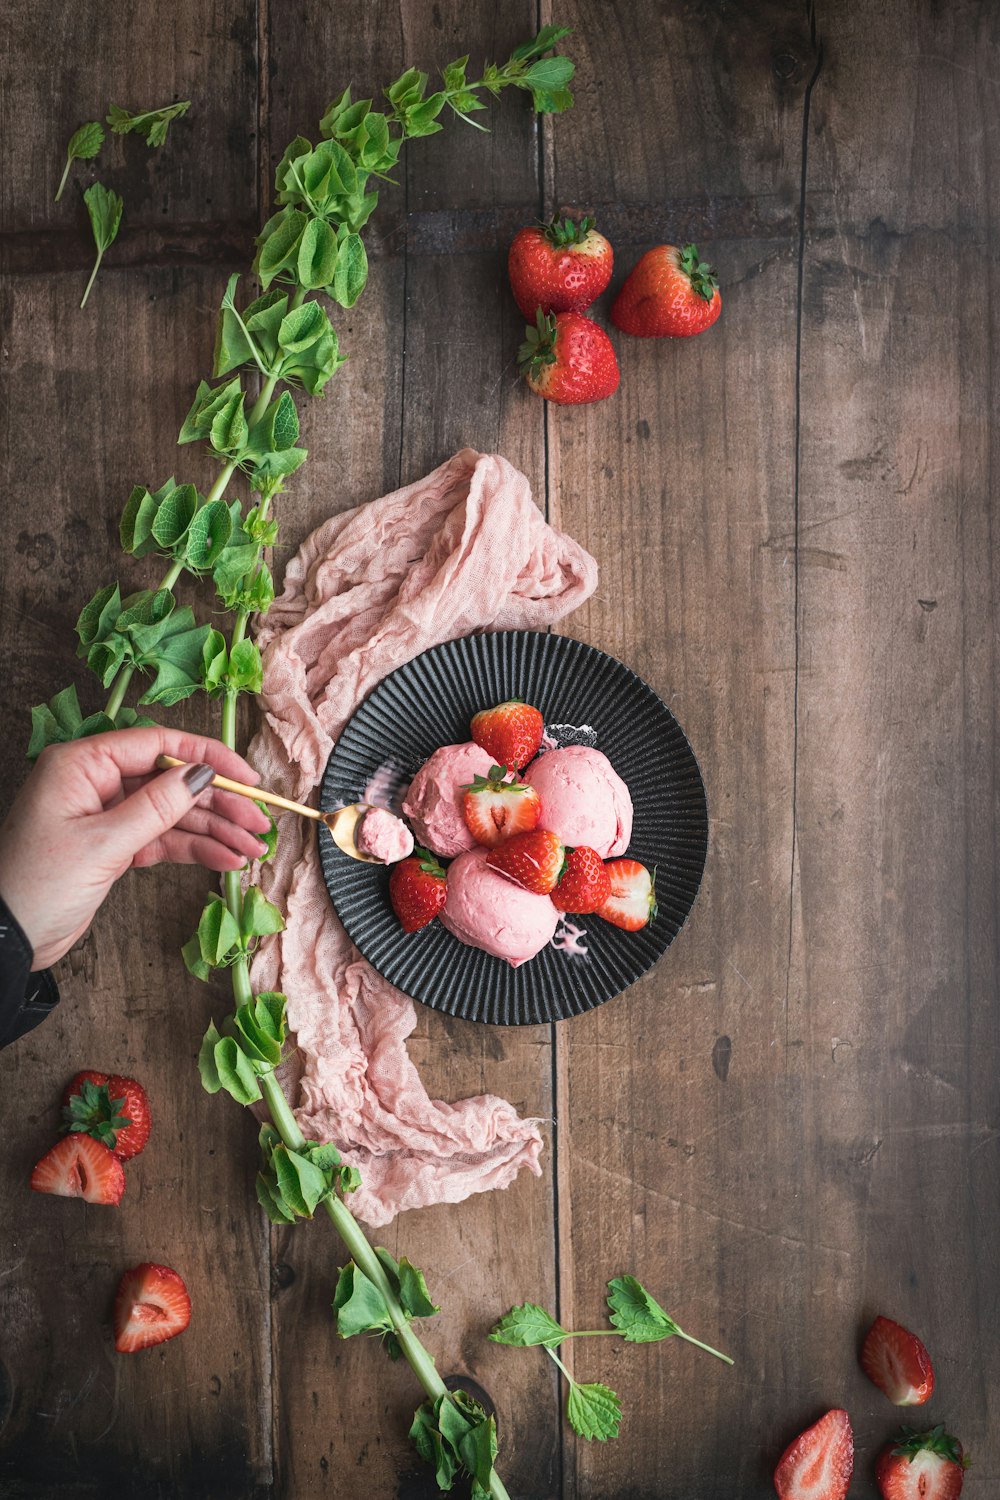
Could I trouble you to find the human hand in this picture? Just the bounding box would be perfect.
[0,727,273,970]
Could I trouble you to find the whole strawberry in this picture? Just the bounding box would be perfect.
[487,829,565,895]
[389,848,448,933]
[875,1425,968,1500]
[519,309,619,405]
[611,243,721,338]
[62,1071,151,1160]
[551,847,611,914]
[463,764,541,849]
[471,699,544,770]
[508,214,613,319]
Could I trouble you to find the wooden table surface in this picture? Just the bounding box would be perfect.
[1,2,997,1496]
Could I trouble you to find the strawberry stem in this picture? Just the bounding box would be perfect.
[678,244,718,302]
[541,213,594,247]
[517,308,559,373]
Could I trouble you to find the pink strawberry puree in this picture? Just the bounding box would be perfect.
[441,848,559,966]
[355,807,414,864]
[246,449,597,1226]
[402,741,494,857]
[524,746,632,857]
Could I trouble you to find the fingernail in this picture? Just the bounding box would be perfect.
[183,763,216,795]
[254,839,269,854]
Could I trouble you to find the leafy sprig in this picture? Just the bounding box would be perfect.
[55,121,104,202]
[80,182,122,308]
[490,1277,732,1441]
[107,99,191,148]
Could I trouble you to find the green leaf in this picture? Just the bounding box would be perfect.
[227,638,263,694]
[254,390,300,452]
[150,482,197,550]
[120,480,177,556]
[240,884,285,941]
[274,135,313,204]
[233,1001,283,1068]
[386,67,427,110]
[76,583,122,652]
[278,1145,328,1216]
[279,325,345,394]
[197,1021,223,1091]
[255,207,308,288]
[197,894,241,966]
[297,217,339,290]
[442,56,469,91]
[201,628,228,694]
[565,1381,621,1442]
[67,120,105,160]
[252,805,279,862]
[522,55,576,91]
[606,1275,677,1343]
[490,1301,567,1347]
[209,388,248,455]
[318,86,354,138]
[409,1399,458,1489]
[509,24,574,63]
[302,1140,341,1172]
[178,376,243,445]
[83,182,123,252]
[213,1035,263,1105]
[256,1172,297,1224]
[277,300,329,354]
[396,1258,439,1321]
[333,1262,393,1340]
[107,99,190,147]
[331,232,367,308]
[185,499,233,570]
[402,92,446,137]
[137,619,216,707]
[24,684,141,759]
[182,932,212,981]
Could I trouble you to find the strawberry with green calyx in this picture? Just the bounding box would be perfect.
[30,1135,126,1205]
[62,1072,151,1160]
[508,213,613,318]
[611,243,722,338]
[875,1425,969,1500]
[519,308,620,405]
[389,847,448,933]
[598,859,657,931]
[114,1262,191,1353]
[487,829,565,895]
[551,847,611,914]
[463,763,541,848]
[471,698,544,769]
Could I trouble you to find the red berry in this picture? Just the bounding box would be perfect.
[861,1315,935,1406]
[487,830,565,896]
[62,1073,151,1160]
[114,1262,191,1353]
[61,1069,108,1107]
[463,764,541,849]
[519,309,620,405]
[875,1426,968,1500]
[611,243,722,338]
[389,848,448,933]
[30,1135,125,1205]
[551,847,611,914]
[508,214,613,319]
[774,1409,854,1500]
[471,699,544,770]
[597,859,657,931]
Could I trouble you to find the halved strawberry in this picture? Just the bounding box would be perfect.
[875,1426,968,1500]
[774,1409,854,1500]
[861,1315,935,1406]
[389,848,448,933]
[62,1074,150,1160]
[463,764,541,849]
[487,829,565,895]
[30,1136,125,1205]
[471,700,545,769]
[598,859,657,931]
[114,1262,191,1353]
[551,847,611,914]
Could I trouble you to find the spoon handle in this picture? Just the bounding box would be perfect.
[155,754,322,821]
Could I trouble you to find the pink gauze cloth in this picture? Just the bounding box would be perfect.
[247,448,598,1227]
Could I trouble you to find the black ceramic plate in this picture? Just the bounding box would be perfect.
[319,631,708,1026]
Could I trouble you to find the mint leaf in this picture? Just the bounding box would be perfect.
[565,1381,621,1441]
[606,1275,676,1343]
[107,99,190,148]
[80,183,123,308]
[490,1301,566,1347]
[55,121,104,202]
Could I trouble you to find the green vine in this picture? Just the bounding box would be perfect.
[29,25,576,1496]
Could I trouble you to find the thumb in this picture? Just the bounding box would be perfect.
[95,762,217,863]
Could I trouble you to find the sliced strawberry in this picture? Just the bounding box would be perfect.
[61,1069,108,1107]
[103,1075,151,1159]
[470,700,544,770]
[551,847,611,914]
[875,1426,968,1500]
[774,1409,854,1500]
[861,1315,935,1406]
[487,829,565,895]
[61,1074,149,1160]
[463,764,541,849]
[30,1136,125,1205]
[389,848,448,933]
[114,1262,191,1353]
[598,859,657,931]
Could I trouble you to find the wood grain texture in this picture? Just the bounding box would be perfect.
[1,0,997,1497]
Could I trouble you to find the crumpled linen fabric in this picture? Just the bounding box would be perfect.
[247,448,598,1226]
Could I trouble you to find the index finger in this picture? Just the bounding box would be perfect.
[58,726,262,804]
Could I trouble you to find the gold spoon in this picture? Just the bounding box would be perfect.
[155,754,382,864]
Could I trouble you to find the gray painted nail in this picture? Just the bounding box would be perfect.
[183,762,216,795]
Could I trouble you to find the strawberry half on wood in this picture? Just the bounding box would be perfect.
[30,1135,125,1205]
[508,213,613,318]
[551,846,611,914]
[114,1262,191,1353]
[463,764,541,849]
[611,243,722,338]
[389,848,448,933]
[487,829,565,895]
[519,309,620,405]
[774,1408,854,1500]
[861,1314,935,1406]
[875,1426,969,1500]
[471,699,544,770]
[598,859,657,931]
[62,1073,151,1161]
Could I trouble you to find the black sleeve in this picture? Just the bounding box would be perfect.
[0,896,60,1049]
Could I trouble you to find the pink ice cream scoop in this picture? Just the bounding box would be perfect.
[441,847,559,967]
[523,746,632,857]
[402,741,495,858]
[355,806,414,864]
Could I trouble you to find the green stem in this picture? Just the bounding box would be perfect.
[675,1329,734,1366]
[54,157,72,203]
[80,248,104,309]
[545,1348,575,1385]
